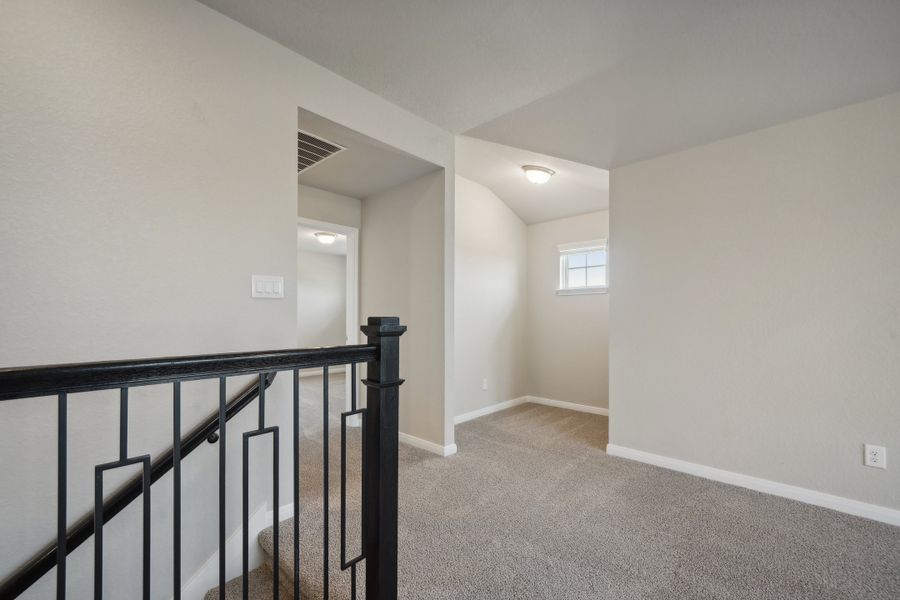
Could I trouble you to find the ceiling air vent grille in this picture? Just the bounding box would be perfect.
[297,130,345,173]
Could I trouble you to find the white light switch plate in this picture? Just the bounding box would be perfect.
[251,275,284,299]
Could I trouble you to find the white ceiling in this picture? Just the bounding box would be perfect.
[202,0,900,169]
[468,0,900,167]
[298,109,438,199]
[297,224,346,255]
[456,136,608,225]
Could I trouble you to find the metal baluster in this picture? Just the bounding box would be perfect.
[293,369,301,600]
[173,382,182,600]
[219,377,226,600]
[119,388,128,461]
[340,363,364,600]
[272,426,280,600]
[141,457,151,600]
[259,373,266,429]
[93,466,103,599]
[351,362,359,600]
[57,393,67,600]
[242,374,280,600]
[94,454,151,600]
[323,365,329,600]
[242,430,250,600]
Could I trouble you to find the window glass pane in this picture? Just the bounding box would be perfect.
[587,266,606,287]
[568,268,586,287]
[587,250,606,267]
[567,252,587,268]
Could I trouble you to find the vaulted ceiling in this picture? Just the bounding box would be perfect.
[200,0,900,168]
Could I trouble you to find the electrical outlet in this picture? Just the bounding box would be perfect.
[864,444,887,469]
[481,378,488,391]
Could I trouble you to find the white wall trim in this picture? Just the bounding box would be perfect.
[454,397,527,424]
[454,396,608,425]
[606,444,900,528]
[399,431,457,457]
[525,395,609,416]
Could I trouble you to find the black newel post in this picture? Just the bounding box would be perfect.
[361,316,406,600]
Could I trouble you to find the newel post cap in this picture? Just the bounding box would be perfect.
[360,316,407,338]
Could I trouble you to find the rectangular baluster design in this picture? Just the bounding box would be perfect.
[0,319,402,600]
[241,425,280,600]
[242,373,279,600]
[173,382,182,600]
[57,393,67,600]
[340,402,366,600]
[93,455,152,600]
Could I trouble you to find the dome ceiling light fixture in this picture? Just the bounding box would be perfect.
[314,231,337,245]
[522,164,555,185]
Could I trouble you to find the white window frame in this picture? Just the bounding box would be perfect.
[557,239,608,295]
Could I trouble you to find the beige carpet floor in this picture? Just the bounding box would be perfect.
[209,373,900,599]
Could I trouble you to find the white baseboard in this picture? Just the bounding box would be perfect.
[606,444,900,528]
[454,397,527,424]
[399,431,457,457]
[525,395,609,416]
[454,395,608,425]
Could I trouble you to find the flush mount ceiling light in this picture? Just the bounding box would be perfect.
[522,165,555,185]
[314,232,337,245]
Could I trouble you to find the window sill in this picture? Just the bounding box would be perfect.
[556,287,608,296]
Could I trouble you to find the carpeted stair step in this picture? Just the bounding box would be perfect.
[202,562,291,600]
[257,508,364,600]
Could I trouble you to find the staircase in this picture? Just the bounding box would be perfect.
[204,509,365,600]
[0,316,404,600]
[205,365,367,600]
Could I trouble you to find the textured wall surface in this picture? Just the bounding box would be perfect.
[0,0,451,596]
[454,176,528,417]
[610,92,900,510]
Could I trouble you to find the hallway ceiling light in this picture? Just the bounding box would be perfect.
[522,165,555,185]
[314,232,337,245]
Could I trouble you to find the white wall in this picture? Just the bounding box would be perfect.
[453,176,528,418]
[0,0,452,596]
[526,211,609,408]
[298,184,361,229]
[610,92,900,511]
[297,250,347,347]
[361,171,447,447]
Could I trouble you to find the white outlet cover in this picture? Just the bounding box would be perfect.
[864,444,887,469]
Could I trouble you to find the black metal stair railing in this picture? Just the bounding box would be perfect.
[0,316,406,600]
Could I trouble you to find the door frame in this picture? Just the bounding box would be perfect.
[297,216,359,417]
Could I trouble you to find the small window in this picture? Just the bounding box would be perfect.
[558,240,608,295]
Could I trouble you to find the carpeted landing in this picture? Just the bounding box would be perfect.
[207,374,900,599]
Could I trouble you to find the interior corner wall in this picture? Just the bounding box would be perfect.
[360,170,447,446]
[525,211,609,408]
[298,184,362,229]
[453,175,528,418]
[609,92,900,511]
[0,0,452,596]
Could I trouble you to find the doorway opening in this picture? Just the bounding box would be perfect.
[296,216,359,416]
